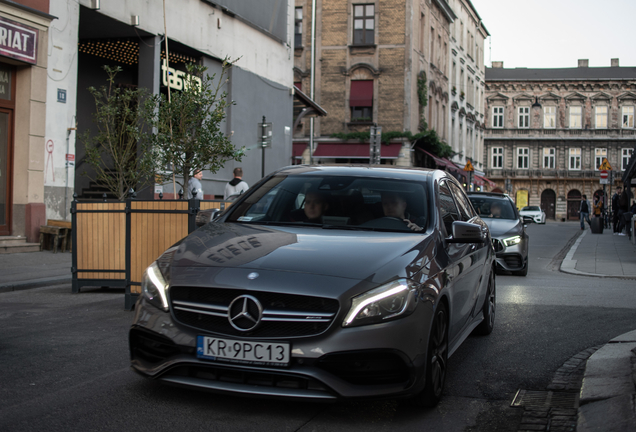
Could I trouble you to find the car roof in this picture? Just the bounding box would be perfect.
[271,164,448,183]
[466,191,510,199]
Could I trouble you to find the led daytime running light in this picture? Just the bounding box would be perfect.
[344,283,409,326]
[504,235,522,247]
[145,262,169,310]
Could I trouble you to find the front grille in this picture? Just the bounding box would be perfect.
[503,254,523,268]
[170,286,340,338]
[316,351,411,385]
[164,364,333,394]
[492,238,504,252]
[130,328,182,363]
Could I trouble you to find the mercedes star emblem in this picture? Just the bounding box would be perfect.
[228,295,263,331]
[247,272,259,280]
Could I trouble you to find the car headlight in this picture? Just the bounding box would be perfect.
[503,235,522,247]
[343,279,419,327]
[142,261,169,311]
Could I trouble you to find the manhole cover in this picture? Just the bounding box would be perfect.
[511,389,579,410]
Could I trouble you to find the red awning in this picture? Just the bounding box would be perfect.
[474,174,496,188]
[293,142,307,159]
[313,142,402,159]
[350,80,373,107]
[417,148,459,170]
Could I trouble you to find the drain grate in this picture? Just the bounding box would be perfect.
[511,389,579,409]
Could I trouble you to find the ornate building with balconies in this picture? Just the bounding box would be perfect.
[483,59,636,220]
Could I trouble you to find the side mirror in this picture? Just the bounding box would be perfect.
[195,208,221,228]
[447,221,485,243]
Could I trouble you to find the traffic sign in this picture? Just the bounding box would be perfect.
[599,158,612,170]
[463,160,474,172]
[600,170,608,179]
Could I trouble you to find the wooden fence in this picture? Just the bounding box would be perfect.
[72,198,230,309]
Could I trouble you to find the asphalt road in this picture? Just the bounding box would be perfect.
[1,221,635,431]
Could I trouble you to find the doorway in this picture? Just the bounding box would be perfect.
[541,188,556,219]
[0,109,12,235]
[567,189,581,220]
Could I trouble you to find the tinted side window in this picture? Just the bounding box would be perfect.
[448,182,474,221]
[439,181,460,236]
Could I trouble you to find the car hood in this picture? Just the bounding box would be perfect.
[482,218,521,237]
[519,211,541,216]
[168,222,433,282]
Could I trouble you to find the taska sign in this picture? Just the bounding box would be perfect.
[0,17,38,65]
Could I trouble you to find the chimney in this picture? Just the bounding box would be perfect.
[578,59,589,68]
[611,58,620,67]
[491,61,504,69]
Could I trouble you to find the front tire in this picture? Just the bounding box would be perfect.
[409,302,449,407]
[475,271,496,335]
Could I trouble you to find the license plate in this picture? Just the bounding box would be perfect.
[197,336,290,366]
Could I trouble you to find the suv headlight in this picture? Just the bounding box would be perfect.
[503,235,522,247]
[141,261,169,311]
[343,279,419,327]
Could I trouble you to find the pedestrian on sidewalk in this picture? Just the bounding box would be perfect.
[617,187,629,236]
[579,194,592,230]
[224,167,249,200]
[612,186,622,233]
[186,169,204,199]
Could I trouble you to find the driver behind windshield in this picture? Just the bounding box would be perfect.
[381,192,423,232]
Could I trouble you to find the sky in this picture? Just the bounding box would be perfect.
[469,0,636,69]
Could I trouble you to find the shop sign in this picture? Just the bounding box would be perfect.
[161,59,201,92]
[0,17,38,65]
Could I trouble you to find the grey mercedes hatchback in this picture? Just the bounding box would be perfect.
[130,165,496,406]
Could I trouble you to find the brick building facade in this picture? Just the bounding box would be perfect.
[483,59,636,220]
[293,0,481,168]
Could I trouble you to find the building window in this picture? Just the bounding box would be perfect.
[543,147,555,168]
[595,106,608,129]
[622,106,634,128]
[517,147,529,169]
[622,148,634,171]
[492,106,504,128]
[569,106,582,129]
[518,106,529,128]
[294,7,303,47]
[492,147,503,168]
[594,148,607,170]
[543,106,556,128]
[569,148,581,170]
[350,80,373,121]
[353,4,374,45]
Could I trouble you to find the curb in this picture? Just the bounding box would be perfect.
[559,230,636,280]
[0,276,72,293]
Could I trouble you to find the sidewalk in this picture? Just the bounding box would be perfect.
[560,226,636,431]
[0,249,71,293]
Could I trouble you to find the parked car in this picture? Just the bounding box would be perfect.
[519,205,546,224]
[130,166,496,406]
[467,192,529,276]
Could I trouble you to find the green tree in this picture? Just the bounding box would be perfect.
[80,66,156,201]
[146,60,244,196]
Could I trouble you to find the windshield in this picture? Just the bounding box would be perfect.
[521,206,540,212]
[468,196,517,220]
[226,175,429,232]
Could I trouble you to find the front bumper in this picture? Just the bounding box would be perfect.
[492,238,528,272]
[130,295,434,400]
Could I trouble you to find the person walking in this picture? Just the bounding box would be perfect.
[612,186,622,234]
[617,186,630,236]
[186,169,204,199]
[579,194,591,230]
[224,167,249,199]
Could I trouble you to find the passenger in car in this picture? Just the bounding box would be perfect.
[381,192,424,232]
[489,202,502,218]
[290,189,330,223]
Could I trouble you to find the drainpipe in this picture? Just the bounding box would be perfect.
[64,120,77,219]
[309,0,316,164]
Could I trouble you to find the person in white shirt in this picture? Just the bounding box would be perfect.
[224,167,249,199]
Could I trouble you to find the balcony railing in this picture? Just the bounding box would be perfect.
[484,168,607,179]
[485,128,636,138]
